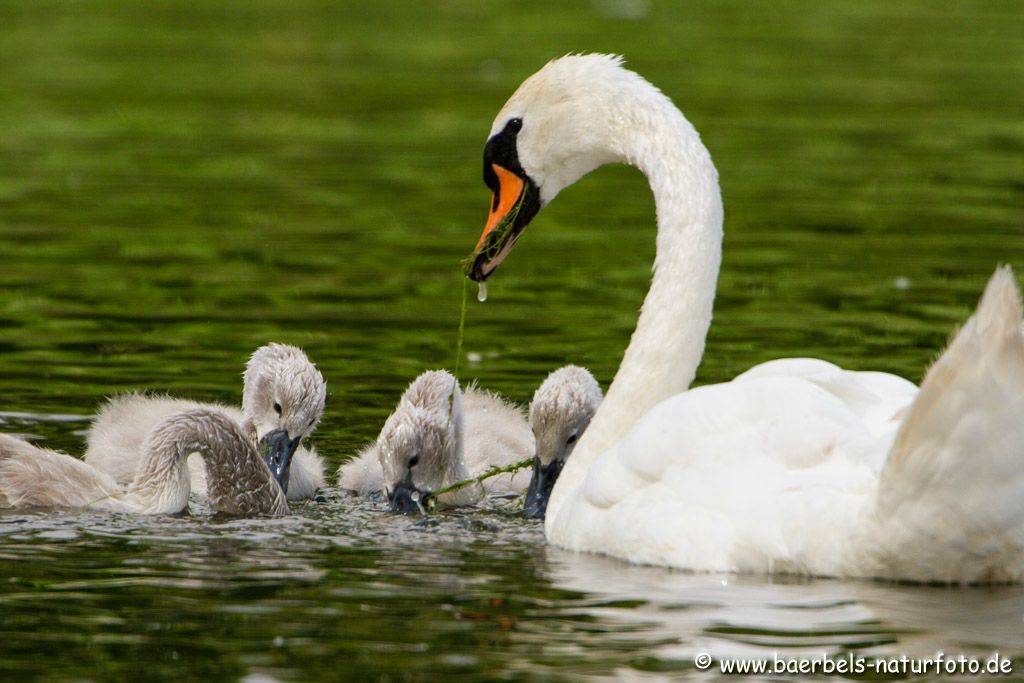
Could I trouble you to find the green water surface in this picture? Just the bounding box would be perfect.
[0,0,1022,679]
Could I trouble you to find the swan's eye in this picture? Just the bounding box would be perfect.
[566,432,579,446]
[408,454,420,468]
[507,117,523,134]
[273,402,282,416]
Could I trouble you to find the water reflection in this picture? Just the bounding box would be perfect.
[542,549,1024,666]
[1,492,1023,678]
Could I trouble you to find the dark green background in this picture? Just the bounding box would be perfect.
[0,1,1021,679]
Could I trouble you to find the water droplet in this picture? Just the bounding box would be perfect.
[477,281,488,302]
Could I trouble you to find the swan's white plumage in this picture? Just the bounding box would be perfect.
[85,344,326,502]
[496,54,723,512]
[482,54,1024,581]
[865,267,1024,582]
[559,372,906,576]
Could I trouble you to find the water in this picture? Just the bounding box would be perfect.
[1,0,1022,679]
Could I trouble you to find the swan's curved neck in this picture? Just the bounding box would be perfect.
[195,414,288,514]
[128,410,286,515]
[128,423,193,513]
[547,89,723,523]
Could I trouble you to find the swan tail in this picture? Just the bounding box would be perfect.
[873,266,1024,582]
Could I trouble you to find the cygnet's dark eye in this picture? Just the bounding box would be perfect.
[408,454,420,468]
[273,402,282,416]
[566,432,579,446]
[507,117,523,134]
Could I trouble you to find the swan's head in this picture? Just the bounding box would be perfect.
[523,365,603,519]
[466,54,648,281]
[377,370,463,514]
[242,343,327,494]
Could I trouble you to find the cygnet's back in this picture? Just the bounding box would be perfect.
[84,343,326,502]
[87,394,240,484]
[460,385,532,493]
[0,408,288,516]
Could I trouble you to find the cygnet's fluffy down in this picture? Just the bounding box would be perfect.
[337,365,603,515]
[0,409,288,516]
[85,344,327,502]
[524,365,603,518]
[337,371,532,508]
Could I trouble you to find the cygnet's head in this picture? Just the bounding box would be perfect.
[524,365,602,519]
[242,343,327,494]
[466,54,660,281]
[377,370,463,514]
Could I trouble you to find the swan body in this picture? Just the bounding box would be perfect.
[0,409,288,515]
[465,54,1024,582]
[85,344,327,502]
[337,370,533,509]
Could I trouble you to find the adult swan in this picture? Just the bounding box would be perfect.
[465,54,1024,583]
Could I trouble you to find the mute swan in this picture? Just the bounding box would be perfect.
[0,409,288,515]
[523,365,603,519]
[85,343,327,502]
[337,370,532,511]
[464,54,1024,582]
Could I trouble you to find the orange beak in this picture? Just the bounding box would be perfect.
[465,161,540,282]
[474,164,525,252]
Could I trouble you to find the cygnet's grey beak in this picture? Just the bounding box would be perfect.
[523,455,564,519]
[387,465,433,514]
[388,484,431,514]
[259,428,301,494]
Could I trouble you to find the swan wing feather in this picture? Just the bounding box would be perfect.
[570,375,889,573]
[870,266,1024,582]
